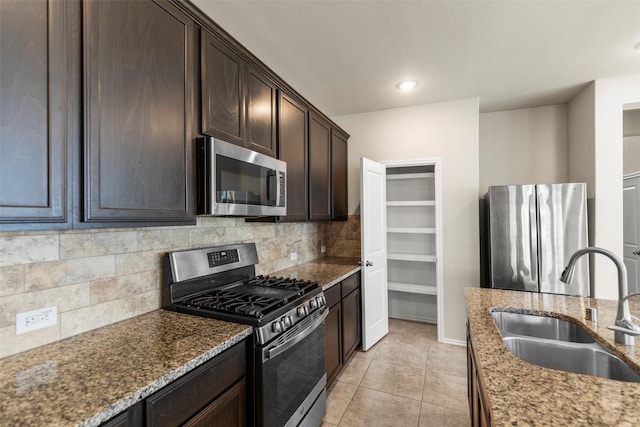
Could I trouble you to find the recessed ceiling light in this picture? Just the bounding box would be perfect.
[396,80,418,91]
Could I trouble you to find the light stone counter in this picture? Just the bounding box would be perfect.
[270,256,361,290]
[466,288,640,426]
[0,310,252,427]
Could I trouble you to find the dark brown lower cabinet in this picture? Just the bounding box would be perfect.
[146,339,247,427]
[100,339,247,427]
[341,286,361,361]
[99,402,143,427]
[183,379,246,427]
[325,284,343,386]
[467,322,491,427]
[325,272,361,387]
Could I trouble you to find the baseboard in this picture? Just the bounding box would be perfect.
[440,337,466,347]
[388,314,437,324]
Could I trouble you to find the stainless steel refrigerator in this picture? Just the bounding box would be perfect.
[483,183,590,296]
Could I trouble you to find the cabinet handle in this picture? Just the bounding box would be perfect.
[634,250,640,256]
[365,261,373,267]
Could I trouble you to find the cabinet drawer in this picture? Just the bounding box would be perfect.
[100,402,143,427]
[341,272,360,297]
[146,340,246,427]
[183,379,246,427]
[325,284,341,308]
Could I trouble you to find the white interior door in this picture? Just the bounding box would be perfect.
[623,175,640,293]
[360,157,388,350]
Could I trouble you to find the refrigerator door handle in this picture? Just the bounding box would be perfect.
[529,194,539,284]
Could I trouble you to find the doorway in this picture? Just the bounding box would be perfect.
[623,107,640,293]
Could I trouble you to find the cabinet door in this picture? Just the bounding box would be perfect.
[342,287,361,361]
[201,30,244,145]
[0,0,74,228]
[146,340,246,427]
[325,303,343,387]
[331,129,348,221]
[183,379,246,427]
[83,0,195,224]
[245,66,277,157]
[308,112,332,220]
[278,92,308,221]
[99,401,143,427]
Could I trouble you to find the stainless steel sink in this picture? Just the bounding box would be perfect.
[491,311,595,343]
[491,310,640,383]
[503,336,640,382]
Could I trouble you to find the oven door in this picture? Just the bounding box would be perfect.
[257,309,327,427]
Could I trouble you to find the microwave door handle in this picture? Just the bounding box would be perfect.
[276,171,281,207]
[264,309,327,361]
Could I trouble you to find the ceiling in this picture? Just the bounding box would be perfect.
[192,0,640,117]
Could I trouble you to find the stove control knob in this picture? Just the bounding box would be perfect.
[283,316,293,328]
[272,321,283,333]
[297,306,307,317]
[310,298,318,309]
[316,295,325,307]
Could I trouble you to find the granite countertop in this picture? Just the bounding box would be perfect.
[0,310,252,427]
[271,256,361,290]
[466,288,640,426]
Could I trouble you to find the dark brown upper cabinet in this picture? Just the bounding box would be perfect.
[201,30,244,145]
[308,112,332,221]
[331,128,349,221]
[83,0,196,224]
[201,31,277,158]
[0,0,76,229]
[278,92,309,222]
[245,66,277,157]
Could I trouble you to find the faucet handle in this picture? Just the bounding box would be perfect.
[608,325,640,336]
[608,325,640,346]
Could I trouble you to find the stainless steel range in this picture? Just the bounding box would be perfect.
[163,243,327,427]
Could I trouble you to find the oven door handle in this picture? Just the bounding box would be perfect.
[266,309,328,361]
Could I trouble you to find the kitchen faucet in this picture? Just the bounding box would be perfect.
[560,246,640,345]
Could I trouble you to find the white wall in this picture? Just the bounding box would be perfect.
[333,97,480,343]
[479,105,568,195]
[568,75,640,299]
[568,83,597,288]
[568,83,596,198]
[590,75,640,299]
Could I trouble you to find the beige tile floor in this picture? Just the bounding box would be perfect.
[322,319,470,427]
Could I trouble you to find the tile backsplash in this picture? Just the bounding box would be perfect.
[0,215,360,358]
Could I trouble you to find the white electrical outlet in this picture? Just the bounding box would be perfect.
[16,306,57,335]
[321,245,326,254]
[290,252,297,261]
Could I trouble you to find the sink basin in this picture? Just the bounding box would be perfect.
[503,336,640,383]
[491,311,595,343]
[491,310,640,383]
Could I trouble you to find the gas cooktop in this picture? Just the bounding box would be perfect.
[177,275,318,318]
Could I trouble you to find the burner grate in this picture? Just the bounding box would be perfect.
[178,275,319,319]
[248,275,315,292]
[184,290,282,318]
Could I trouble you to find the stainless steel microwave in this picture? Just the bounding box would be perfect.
[196,137,286,216]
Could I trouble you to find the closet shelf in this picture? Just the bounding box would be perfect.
[387,227,436,234]
[386,200,436,207]
[386,172,434,180]
[387,252,437,262]
[388,282,437,295]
